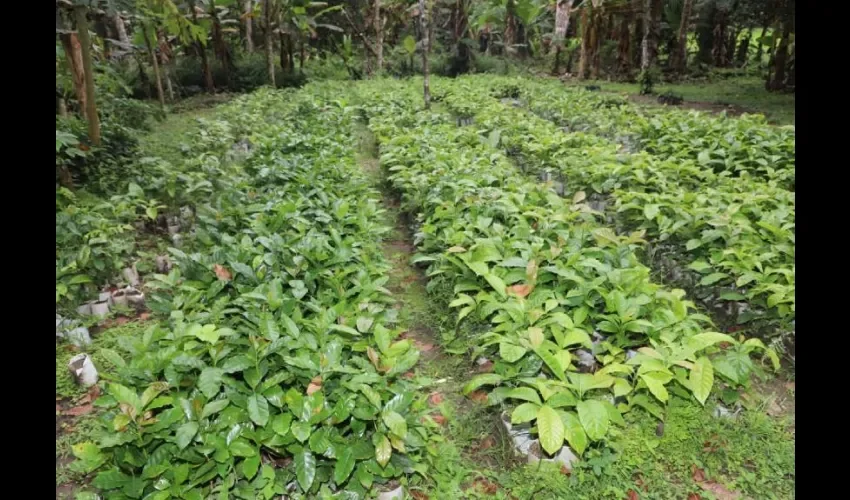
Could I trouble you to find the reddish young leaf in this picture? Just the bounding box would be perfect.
[213,264,232,281]
[507,284,533,298]
[688,494,703,500]
[626,489,640,500]
[431,414,447,426]
[691,465,706,483]
[306,376,323,395]
[428,392,444,406]
[468,391,488,403]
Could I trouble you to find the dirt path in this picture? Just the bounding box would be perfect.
[355,126,518,496]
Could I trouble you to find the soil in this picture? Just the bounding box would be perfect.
[626,93,751,118]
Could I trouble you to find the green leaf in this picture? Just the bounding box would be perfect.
[643,204,659,220]
[561,412,588,455]
[536,405,565,455]
[291,421,312,442]
[175,422,199,450]
[510,402,540,424]
[229,439,256,457]
[382,411,408,438]
[689,357,714,405]
[242,454,261,480]
[333,447,356,485]
[502,387,542,405]
[247,394,269,427]
[201,399,230,419]
[462,374,503,395]
[685,239,702,250]
[640,372,670,403]
[576,400,610,441]
[198,368,224,399]
[499,342,527,363]
[375,434,392,467]
[108,384,142,414]
[295,449,316,491]
[93,468,130,490]
[192,324,221,344]
[688,332,737,352]
[700,273,728,286]
[560,329,593,349]
[534,347,566,381]
[272,413,293,435]
[484,272,507,298]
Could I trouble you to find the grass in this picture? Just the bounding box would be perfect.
[568,76,795,125]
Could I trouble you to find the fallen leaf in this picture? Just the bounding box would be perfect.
[402,371,415,379]
[688,494,702,500]
[410,491,429,500]
[698,482,741,500]
[471,478,498,494]
[431,414,447,426]
[428,392,444,406]
[213,264,232,281]
[65,404,94,417]
[560,464,571,475]
[479,436,496,450]
[468,391,489,403]
[115,316,130,326]
[691,466,706,483]
[626,489,639,500]
[507,284,533,298]
[477,360,494,373]
[139,312,151,321]
[306,376,323,395]
[367,347,380,368]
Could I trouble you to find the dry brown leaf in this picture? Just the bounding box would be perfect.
[479,435,496,450]
[367,347,380,368]
[428,392,444,406]
[688,494,702,500]
[65,403,94,417]
[626,489,639,500]
[691,466,706,483]
[507,284,533,298]
[410,491,429,500]
[477,360,494,373]
[139,312,151,321]
[468,391,489,403]
[431,414,447,426]
[306,376,323,395]
[560,464,571,475]
[213,264,232,281]
[115,316,130,326]
[698,482,741,500]
[471,479,498,494]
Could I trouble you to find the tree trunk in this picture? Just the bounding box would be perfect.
[74,6,100,145]
[210,4,233,87]
[641,0,663,71]
[755,19,769,64]
[552,0,575,74]
[142,23,166,110]
[187,0,214,92]
[769,17,791,90]
[280,32,289,72]
[671,0,694,72]
[58,95,68,116]
[711,8,728,67]
[589,12,600,79]
[632,16,643,69]
[158,31,176,101]
[504,0,517,56]
[578,7,590,79]
[375,0,384,71]
[60,33,88,121]
[244,0,254,53]
[110,11,130,54]
[299,40,305,71]
[617,15,631,76]
[264,0,275,86]
[419,0,431,109]
[736,28,751,66]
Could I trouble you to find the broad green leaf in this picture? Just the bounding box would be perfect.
[640,373,670,403]
[534,347,566,381]
[484,272,507,298]
[536,405,565,455]
[375,434,392,467]
[198,368,224,399]
[503,387,542,405]
[577,400,609,441]
[561,412,588,455]
[334,447,356,485]
[510,402,540,424]
[201,399,230,419]
[689,357,714,405]
[688,332,737,352]
[700,273,728,286]
[272,413,293,435]
[108,384,142,414]
[175,422,198,450]
[247,394,269,427]
[462,374,503,395]
[500,342,527,363]
[295,449,316,491]
[291,421,312,442]
[242,455,260,480]
[382,411,408,438]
